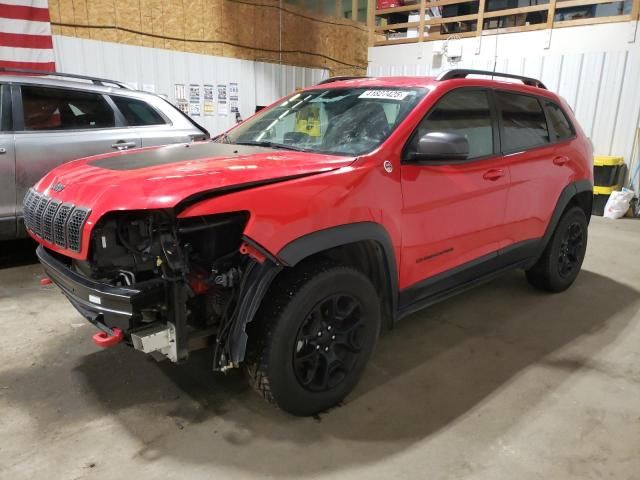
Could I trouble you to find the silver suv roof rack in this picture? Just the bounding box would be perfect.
[0,67,132,89]
[436,69,547,89]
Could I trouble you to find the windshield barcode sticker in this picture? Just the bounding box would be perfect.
[359,90,410,100]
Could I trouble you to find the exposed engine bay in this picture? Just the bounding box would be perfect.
[65,209,278,370]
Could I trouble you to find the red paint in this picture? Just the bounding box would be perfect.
[0,32,53,49]
[92,328,124,348]
[0,4,51,22]
[27,76,592,294]
[240,242,266,264]
[39,277,52,286]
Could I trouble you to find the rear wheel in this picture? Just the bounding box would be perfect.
[244,261,380,416]
[526,206,588,292]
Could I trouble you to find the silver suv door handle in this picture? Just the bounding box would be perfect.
[0,147,6,154]
[111,141,137,150]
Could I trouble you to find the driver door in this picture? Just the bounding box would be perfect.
[399,88,510,299]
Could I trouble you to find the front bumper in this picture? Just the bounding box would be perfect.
[36,245,165,333]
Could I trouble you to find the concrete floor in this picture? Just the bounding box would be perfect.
[1,216,639,479]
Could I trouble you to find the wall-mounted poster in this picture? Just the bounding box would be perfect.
[174,84,186,100]
[217,84,228,116]
[229,82,239,114]
[203,84,215,116]
[189,84,200,102]
[174,83,188,114]
[189,84,201,116]
[189,102,201,116]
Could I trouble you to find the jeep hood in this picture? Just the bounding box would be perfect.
[35,142,354,213]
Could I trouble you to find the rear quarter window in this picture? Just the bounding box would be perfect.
[111,96,166,126]
[544,100,575,141]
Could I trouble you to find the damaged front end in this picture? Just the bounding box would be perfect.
[38,209,281,370]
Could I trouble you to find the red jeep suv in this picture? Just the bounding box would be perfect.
[25,70,593,416]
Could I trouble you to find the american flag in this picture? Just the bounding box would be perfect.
[0,0,55,71]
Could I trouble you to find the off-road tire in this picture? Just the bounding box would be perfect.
[244,260,381,416]
[526,206,588,292]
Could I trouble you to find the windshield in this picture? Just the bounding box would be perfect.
[221,87,427,156]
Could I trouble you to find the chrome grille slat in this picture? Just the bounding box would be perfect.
[32,195,49,237]
[67,208,89,252]
[53,204,73,248]
[23,189,40,232]
[22,190,34,231]
[42,200,62,242]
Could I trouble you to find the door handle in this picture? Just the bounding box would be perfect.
[0,147,6,154]
[111,141,137,151]
[553,156,570,166]
[483,169,505,181]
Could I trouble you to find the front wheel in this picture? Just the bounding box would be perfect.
[526,206,588,292]
[244,262,381,416]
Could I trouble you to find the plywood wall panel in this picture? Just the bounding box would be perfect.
[49,0,367,74]
[86,0,118,42]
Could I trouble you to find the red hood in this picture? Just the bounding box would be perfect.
[32,142,354,259]
[36,142,353,210]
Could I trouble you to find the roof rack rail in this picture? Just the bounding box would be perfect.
[0,67,132,89]
[436,69,547,89]
[317,76,367,85]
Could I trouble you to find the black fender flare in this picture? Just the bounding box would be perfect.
[277,221,399,314]
[536,179,593,258]
[226,222,399,365]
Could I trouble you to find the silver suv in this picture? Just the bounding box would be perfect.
[0,69,209,240]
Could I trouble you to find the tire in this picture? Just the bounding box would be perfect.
[526,206,588,292]
[244,261,381,416]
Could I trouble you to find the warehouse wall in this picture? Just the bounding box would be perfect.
[53,35,328,135]
[47,0,368,76]
[368,22,640,184]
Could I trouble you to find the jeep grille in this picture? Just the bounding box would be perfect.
[23,188,90,253]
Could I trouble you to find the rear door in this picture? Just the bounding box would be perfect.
[109,95,195,147]
[13,84,139,218]
[0,83,16,238]
[497,91,568,247]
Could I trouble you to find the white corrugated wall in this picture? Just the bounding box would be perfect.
[52,35,329,136]
[368,22,640,188]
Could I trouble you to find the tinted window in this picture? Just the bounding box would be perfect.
[497,92,549,152]
[112,96,166,126]
[409,89,494,159]
[21,86,114,131]
[544,101,574,140]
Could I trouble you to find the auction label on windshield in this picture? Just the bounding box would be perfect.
[359,90,411,100]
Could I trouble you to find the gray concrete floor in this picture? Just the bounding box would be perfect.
[1,216,639,479]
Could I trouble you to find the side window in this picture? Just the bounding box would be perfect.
[544,100,575,141]
[497,92,550,152]
[408,89,494,160]
[111,96,166,126]
[21,86,114,131]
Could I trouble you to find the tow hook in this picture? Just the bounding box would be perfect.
[92,327,124,348]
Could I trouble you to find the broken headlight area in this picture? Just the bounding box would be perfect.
[70,209,269,369]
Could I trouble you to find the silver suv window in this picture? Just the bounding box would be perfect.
[21,85,115,131]
[111,95,166,126]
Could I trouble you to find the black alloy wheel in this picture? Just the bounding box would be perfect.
[244,261,381,416]
[558,221,585,278]
[293,294,365,392]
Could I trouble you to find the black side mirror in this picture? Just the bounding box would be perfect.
[408,132,469,162]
